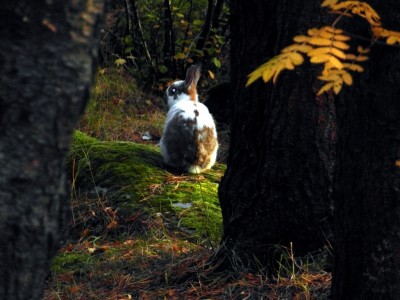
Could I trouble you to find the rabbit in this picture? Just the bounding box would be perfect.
[159,64,218,174]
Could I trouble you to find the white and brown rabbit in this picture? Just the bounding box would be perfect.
[159,64,218,173]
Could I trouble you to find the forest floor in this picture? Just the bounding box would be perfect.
[43,68,331,299]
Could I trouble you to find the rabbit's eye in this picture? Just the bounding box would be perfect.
[171,87,177,94]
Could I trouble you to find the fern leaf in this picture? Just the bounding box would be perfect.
[321,0,338,7]
[285,60,295,70]
[342,72,353,85]
[272,64,285,84]
[288,52,304,65]
[333,34,351,42]
[332,41,350,50]
[307,47,332,57]
[332,1,381,27]
[293,35,310,43]
[333,83,342,95]
[345,53,357,60]
[323,26,343,34]
[345,64,364,72]
[246,68,264,86]
[329,56,344,69]
[282,44,313,53]
[309,37,333,46]
[318,30,334,39]
[317,82,335,95]
[310,54,331,64]
[387,36,400,45]
[355,55,369,62]
[318,74,342,82]
[307,28,320,36]
[261,68,275,83]
[356,46,370,54]
[308,47,346,60]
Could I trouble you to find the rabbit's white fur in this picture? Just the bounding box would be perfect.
[159,65,218,173]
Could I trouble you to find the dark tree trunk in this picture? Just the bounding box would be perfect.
[163,0,176,77]
[332,1,400,298]
[195,0,215,53]
[0,1,105,299]
[217,0,335,271]
[125,0,153,69]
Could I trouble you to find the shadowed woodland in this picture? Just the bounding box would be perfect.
[0,1,400,299]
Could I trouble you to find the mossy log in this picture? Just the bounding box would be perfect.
[69,131,225,244]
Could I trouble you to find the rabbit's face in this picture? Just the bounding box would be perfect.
[164,65,201,108]
[164,80,192,108]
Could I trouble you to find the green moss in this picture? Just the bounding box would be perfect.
[69,131,225,244]
[51,252,95,275]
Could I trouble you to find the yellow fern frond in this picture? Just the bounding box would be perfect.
[308,47,346,60]
[356,46,370,54]
[331,1,381,27]
[317,82,335,95]
[261,68,274,83]
[246,52,305,86]
[293,35,310,43]
[333,34,351,42]
[321,0,338,7]
[343,63,364,72]
[345,53,357,60]
[318,73,342,82]
[333,83,342,94]
[386,36,400,45]
[342,72,353,85]
[322,26,343,34]
[328,55,344,69]
[309,37,333,46]
[307,28,320,36]
[372,27,400,45]
[355,55,369,62]
[282,44,314,53]
[332,41,350,50]
[318,30,334,39]
[288,52,305,65]
[310,54,331,64]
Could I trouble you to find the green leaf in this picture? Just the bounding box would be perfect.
[114,58,126,67]
[158,65,168,74]
[174,53,186,60]
[212,57,221,68]
[124,47,134,54]
[124,35,133,47]
[193,20,203,26]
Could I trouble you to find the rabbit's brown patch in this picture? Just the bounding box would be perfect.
[188,84,197,101]
[195,126,218,169]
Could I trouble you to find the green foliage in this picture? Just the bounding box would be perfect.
[102,0,230,89]
[77,68,165,141]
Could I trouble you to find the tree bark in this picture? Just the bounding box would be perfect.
[195,0,215,53]
[163,0,176,77]
[125,0,153,69]
[0,1,105,299]
[332,1,400,298]
[217,0,335,272]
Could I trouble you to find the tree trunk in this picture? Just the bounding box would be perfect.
[0,1,105,299]
[195,0,215,53]
[163,0,176,77]
[217,0,335,271]
[332,1,400,298]
[125,0,153,69]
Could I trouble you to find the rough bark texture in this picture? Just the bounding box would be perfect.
[217,0,335,271]
[0,1,105,299]
[332,1,400,298]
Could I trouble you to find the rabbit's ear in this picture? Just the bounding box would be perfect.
[184,64,201,100]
